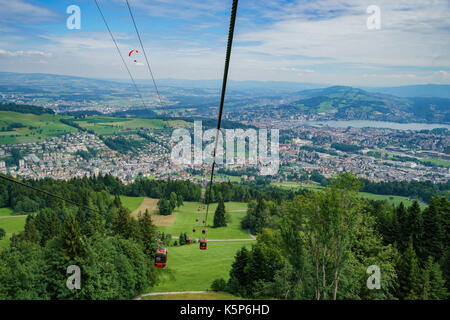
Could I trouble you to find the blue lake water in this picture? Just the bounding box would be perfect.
[305,120,450,131]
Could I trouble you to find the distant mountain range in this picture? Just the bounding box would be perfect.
[287,86,450,123]
[0,72,449,123]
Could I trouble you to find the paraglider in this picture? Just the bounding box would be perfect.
[129,49,139,63]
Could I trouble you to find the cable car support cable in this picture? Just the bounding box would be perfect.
[204,0,239,239]
[94,0,148,109]
[125,0,165,109]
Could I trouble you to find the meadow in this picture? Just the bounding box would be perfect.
[0,111,77,144]
[142,291,242,300]
[74,117,190,136]
[272,181,420,207]
[0,214,27,251]
[119,195,144,213]
[147,241,252,293]
[156,201,250,240]
[0,207,13,216]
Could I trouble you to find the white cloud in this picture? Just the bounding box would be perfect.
[0,49,52,57]
[0,0,60,25]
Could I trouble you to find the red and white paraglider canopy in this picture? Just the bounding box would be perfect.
[129,49,139,57]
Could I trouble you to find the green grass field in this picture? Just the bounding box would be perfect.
[420,158,450,168]
[272,181,323,190]
[157,201,250,240]
[272,181,422,207]
[0,207,13,216]
[147,241,252,293]
[0,214,27,251]
[142,291,242,300]
[357,192,424,208]
[74,117,190,136]
[0,111,77,144]
[141,201,252,298]
[119,196,144,213]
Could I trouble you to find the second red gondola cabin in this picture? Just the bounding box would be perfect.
[200,238,207,250]
[154,247,167,268]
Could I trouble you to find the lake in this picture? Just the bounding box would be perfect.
[304,120,450,131]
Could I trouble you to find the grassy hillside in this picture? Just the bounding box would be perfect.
[0,214,27,251]
[73,116,190,136]
[0,207,13,216]
[147,241,252,293]
[157,201,250,240]
[291,86,450,123]
[271,181,421,207]
[142,291,242,300]
[119,196,144,213]
[0,111,77,144]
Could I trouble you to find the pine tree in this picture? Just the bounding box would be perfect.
[395,202,410,252]
[421,256,448,300]
[86,210,105,237]
[60,212,83,260]
[422,199,444,261]
[396,239,421,300]
[213,196,227,228]
[179,232,185,245]
[111,207,134,239]
[169,192,177,211]
[228,247,250,296]
[23,217,40,243]
[407,201,424,260]
[177,194,184,207]
[138,209,156,256]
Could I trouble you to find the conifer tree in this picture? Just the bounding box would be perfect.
[421,256,448,300]
[422,199,444,261]
[111,207,134,239]
[407,201,424,260]
[138,209,156,256]
[23,217,40,243]
[395,202,410,252]
[397,239,421,300]
[61,212,83,260]
[213,196,227,228]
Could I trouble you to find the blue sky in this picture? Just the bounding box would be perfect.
[0,0,449,86]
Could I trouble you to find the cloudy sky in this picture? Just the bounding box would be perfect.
[0,0,449,86]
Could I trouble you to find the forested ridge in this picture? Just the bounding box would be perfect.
[0,173,448,300]
[0,176,160,299]
[214,173,450,300]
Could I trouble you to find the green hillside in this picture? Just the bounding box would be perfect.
[291,86,450,123]
[0,111,77,144]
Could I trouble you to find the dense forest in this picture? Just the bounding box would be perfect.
[213,173,449,300]
[0,102,54,115]
[0,173,448,300]
[0,176,159,299]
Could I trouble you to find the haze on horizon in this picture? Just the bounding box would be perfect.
[0,0,449,87]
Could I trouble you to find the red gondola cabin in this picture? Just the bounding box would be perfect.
[200,238,207,250]
[154,247,167,268]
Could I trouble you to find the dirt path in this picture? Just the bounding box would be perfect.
[133,228,256,300]
[170,229,256,242]
[134,291,207,300]
[131,197,177,226]
[0,215,26,219]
